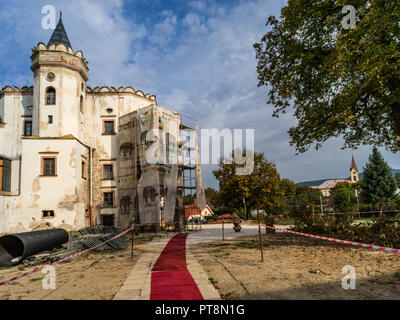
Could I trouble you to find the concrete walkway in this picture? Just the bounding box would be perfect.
[187,223,263,245]
[113,233,220,300]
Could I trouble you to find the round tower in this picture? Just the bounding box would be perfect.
[30,12,88,140]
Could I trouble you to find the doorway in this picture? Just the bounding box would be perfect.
[101,214,115,226]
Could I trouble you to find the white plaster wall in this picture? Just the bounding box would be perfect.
[37,67,85,139]
[5,138,89,233]
[0,96,4,123]
[0,95,27,157]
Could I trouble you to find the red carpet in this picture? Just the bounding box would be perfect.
[150,233,204,300]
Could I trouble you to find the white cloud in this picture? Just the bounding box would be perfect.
[1,0,398,189]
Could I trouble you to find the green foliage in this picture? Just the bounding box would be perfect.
[331,181,358,213]
[254,0,400,153]
[204,214,219,222]
[183,194,195,205]
[234,207,245,219]
[395,173,400,188]
[204,187,221,208]
[360,146,398,209]
[213,151,284,214]
[295,185,320,206]
[294,211,400,248]
[280,178,298,215]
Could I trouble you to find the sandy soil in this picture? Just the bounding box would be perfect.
[0,233,170,300]
[190,231,400,300]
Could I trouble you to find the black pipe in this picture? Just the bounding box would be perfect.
[0,229,68,266]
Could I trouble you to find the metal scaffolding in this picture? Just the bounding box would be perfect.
[178,115,201,231]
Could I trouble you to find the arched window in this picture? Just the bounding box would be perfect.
[120,196,131,215]
[46,87,56,105]
[80,96,84,113]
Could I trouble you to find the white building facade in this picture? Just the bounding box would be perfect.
[0,16,181,234]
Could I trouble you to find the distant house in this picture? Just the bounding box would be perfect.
[311,156,359,197]
[249,209,267,218]
[201,205,214,218]
[185,204,214,220]
[312,179,352,197]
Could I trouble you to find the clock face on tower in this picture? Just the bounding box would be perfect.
[46,72,56,82]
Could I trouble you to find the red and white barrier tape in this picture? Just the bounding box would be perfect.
[0,226,134,286]
[265,226,400,254]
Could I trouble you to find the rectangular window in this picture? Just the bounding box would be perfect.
[103,120,115,135]
[42,157,56,176]
[42,210,55,218]
[82,161,86,178]
[103,164,113,180]
[24,121,32,136]
[48,115,53,124]
[103,192,114,207]
[0,158,11,192]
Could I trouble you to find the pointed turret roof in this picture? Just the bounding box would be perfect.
[350,155,358,171]
[47,12,72,49]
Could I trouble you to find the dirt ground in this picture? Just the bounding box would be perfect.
[190,231,400,300]
[0,233,169,300]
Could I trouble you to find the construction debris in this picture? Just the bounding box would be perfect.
[22,249,79,267]
[21,226,128,267]
[68,226,128,251]
[0,229,69,266]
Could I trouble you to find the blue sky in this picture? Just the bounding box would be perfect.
[0,0,398,188]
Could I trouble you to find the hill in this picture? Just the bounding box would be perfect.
[296,169,400,187]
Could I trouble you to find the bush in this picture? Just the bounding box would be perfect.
[234,208,245,219]
[205,215,219,222]
[291,206,400,248]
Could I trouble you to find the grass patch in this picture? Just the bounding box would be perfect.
[51,247,63,254]
[207,243,231,248]
[208,278,217,285]
[234,241,265,249]
[18,266,25,271]
[0,266,13,271]
[275,218,295,225]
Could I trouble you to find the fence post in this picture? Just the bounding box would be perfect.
[257,203,264,262]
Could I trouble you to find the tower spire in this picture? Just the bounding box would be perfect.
[47,11,72,49]
[350,155,358,171]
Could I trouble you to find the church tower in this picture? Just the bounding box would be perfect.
[30,12,88,140]
[350,155,359,182]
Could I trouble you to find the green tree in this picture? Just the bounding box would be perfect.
[183,194,195,205]
[360,147,398,213]
[254,0,400,153]
[295,185,320,207]
[213,151,283,215]
[204,187,221,209]
[280,178,297,215]
[395,173,400,188]
[281,179,297,199]
[331,181,357,213]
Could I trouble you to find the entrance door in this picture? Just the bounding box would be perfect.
[102,214,114,226]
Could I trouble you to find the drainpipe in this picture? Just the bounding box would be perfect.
[89,147,93,226]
